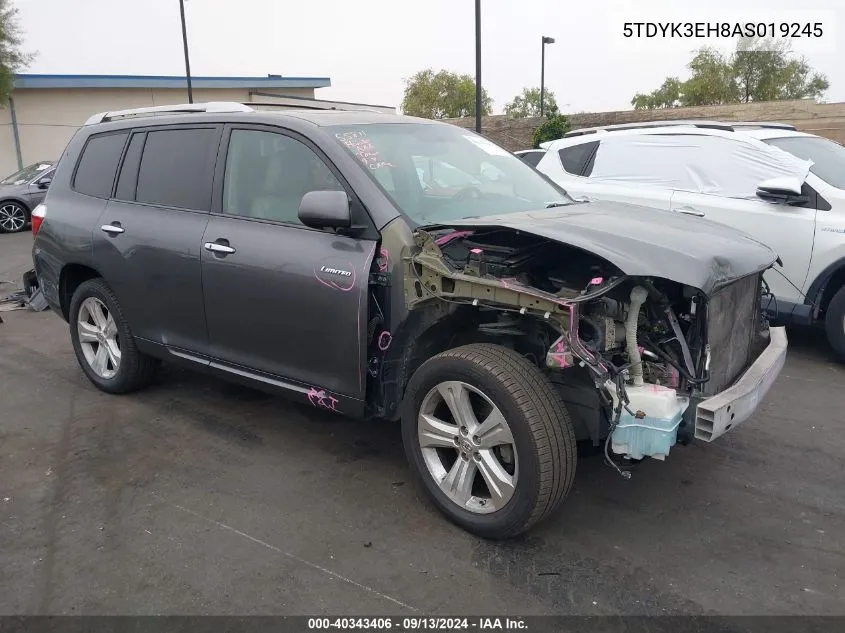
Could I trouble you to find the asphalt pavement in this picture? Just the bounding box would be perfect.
[1,230,843,615]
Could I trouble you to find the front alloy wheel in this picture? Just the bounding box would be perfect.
[418,381,518,514]
[0,202,27,233]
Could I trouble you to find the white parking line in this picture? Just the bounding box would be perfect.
[147,491,417,612]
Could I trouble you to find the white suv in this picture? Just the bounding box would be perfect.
[534,121,845,360]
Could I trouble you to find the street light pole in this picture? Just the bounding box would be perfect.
[179,0,194,103]
[540,35,555,117]
[474,0,482,133]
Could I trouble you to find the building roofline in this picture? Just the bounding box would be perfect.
[13,73,331,90]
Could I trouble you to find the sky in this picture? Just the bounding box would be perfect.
[14,0,845,114]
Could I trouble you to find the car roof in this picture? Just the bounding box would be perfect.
[542,125,752,150]
[83,102,438,129]
[543,122,823,151]
[514,149,545,154]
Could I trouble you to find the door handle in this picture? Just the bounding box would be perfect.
[100,223,125,234]
[676,206,706,217]
[204,241,236,255]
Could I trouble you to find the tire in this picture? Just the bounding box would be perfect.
[69,278,157,394]
[401,343,577,539]
[0,201,28,233]
[825,285,845,362]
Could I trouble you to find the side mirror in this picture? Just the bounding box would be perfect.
[756,177,808,206]
[36,177,52,189]
[298,190,352,230]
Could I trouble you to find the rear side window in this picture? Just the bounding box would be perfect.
[559,141,598,176]
[73,132,129,198]
[135,128,218,210]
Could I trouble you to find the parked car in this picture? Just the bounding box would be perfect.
[514,149,545,167]
[0,161,55,233]
[534,120,845,361]
[31,103,786,538]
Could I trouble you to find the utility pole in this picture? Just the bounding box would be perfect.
[540,36,555,117]
[474,0,482,133]
[179,0,194,103]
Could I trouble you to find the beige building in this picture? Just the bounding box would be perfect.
[1,74,395,178]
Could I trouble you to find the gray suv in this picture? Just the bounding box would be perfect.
[32,102,787,538]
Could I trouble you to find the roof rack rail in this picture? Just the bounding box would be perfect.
[563,119,798,138]
[83,101,254,126]
[563,120,736,138]
[726,121,797,130]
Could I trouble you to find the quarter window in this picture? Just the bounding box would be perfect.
[222,129,344,225]
[73,132,129,198]
[135,128,218,210]
[558,141,599,176]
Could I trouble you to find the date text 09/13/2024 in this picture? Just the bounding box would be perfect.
[307,617,528,630]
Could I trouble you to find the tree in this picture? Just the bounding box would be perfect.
[401,69,493,119]
[0,1,34,104]
[531,106,571,148]
[631,37,829,109]
[504,87,557,118]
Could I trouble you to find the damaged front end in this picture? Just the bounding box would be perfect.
[401,224,786,475]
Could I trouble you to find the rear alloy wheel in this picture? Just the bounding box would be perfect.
[402,343,576,539]
[77,297,122,380]
[69,278,158,394]
[824,285,845,363]
[0,202,27,233]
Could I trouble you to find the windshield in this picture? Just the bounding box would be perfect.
[763,136,845,190]
[1,162,53,185]
[327,123,572,225]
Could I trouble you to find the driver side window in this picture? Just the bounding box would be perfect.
[223,129,344,225]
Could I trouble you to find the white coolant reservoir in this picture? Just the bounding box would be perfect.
[607,383,691,461]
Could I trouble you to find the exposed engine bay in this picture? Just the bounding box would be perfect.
[394,226,771,475]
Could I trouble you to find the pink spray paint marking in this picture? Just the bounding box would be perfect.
[307,387,340,412]
[377,330,392,351]
[547,338,570,368]
[435,230,474,246]
[377,247,389,272]
[470,248,483,255]
[668,366,680,388]
[589,277,604,286]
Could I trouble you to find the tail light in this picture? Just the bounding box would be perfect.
[31,204,46,236]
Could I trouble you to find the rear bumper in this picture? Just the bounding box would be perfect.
[694,326,787,442]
